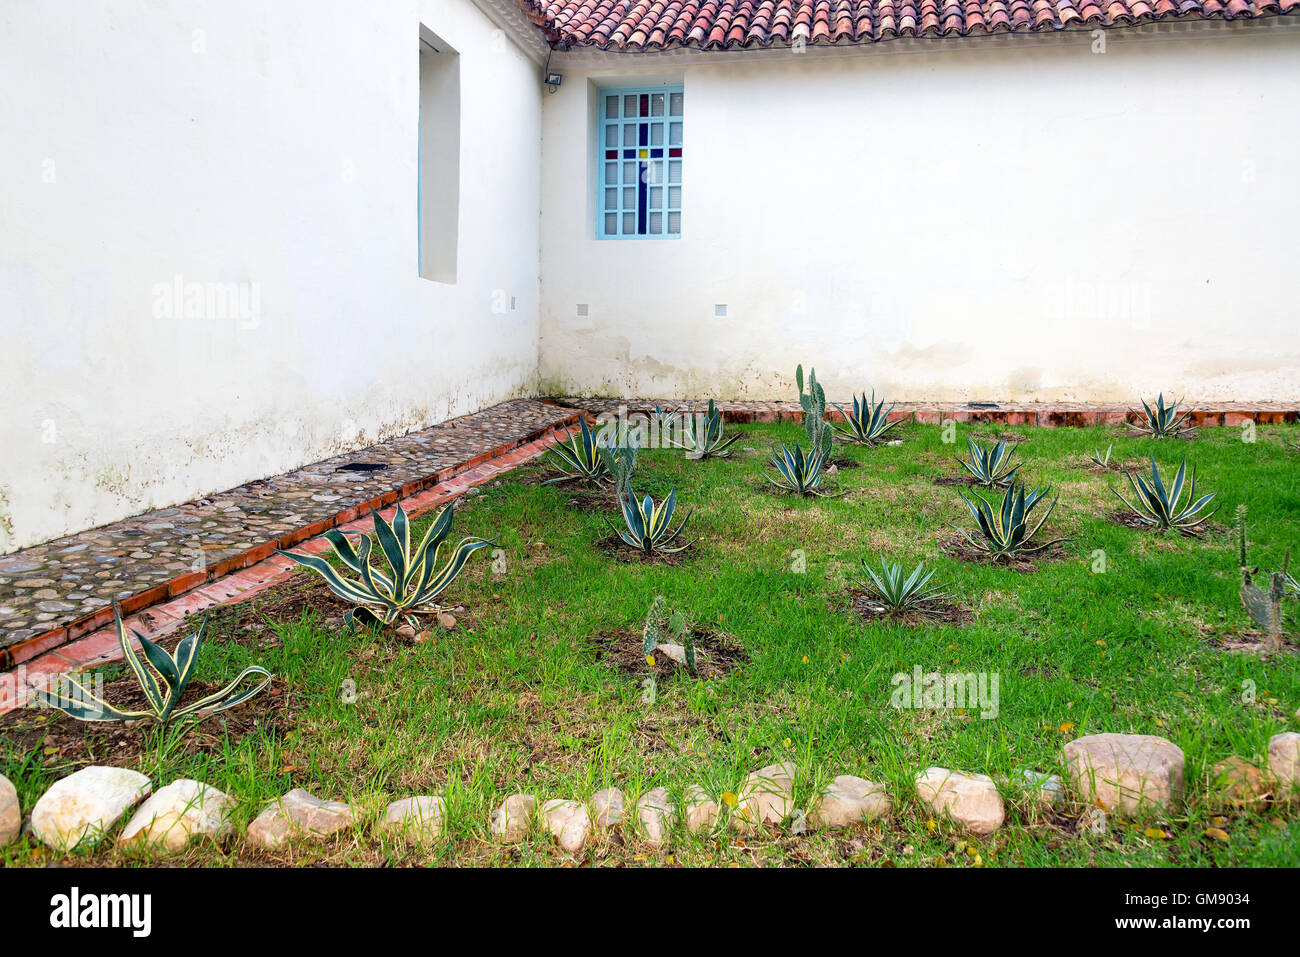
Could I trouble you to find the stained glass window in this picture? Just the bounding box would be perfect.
[598,85,683,239]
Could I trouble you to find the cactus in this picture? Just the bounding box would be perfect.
[1237,505,1291,652]
[599,435,639,500]
[796,364,833,457]
[641,596,696,672]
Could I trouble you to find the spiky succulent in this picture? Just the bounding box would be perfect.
[545,416,611,485]
[1131,393,1191,439]
[599,440,639,499]
[34,608,271,724]
[832,391,900,446]
[676,399,741,459]
[278,502,493,630]
[955,483,1065,560]
[766,441,831,496]
[607,486,695,555]
[957,437,1020,487]
[1237,505,1293,652]
[796,365,834,458]
[858,558,946,612]
[1088,444,1113,468]
[642,595,696,671]
[1112,457,1217,534]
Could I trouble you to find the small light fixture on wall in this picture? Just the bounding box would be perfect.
[545,71,563,94]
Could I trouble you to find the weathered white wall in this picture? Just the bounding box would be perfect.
[539,24,1300,403]
[0,0,542,552]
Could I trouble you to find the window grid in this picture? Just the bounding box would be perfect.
[598,85,683,240]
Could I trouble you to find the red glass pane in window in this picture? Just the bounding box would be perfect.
[669,148,682,158]
[639,94,649,117]
[605,150,618,159]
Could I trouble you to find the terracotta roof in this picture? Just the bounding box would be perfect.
[518,0,1299,50]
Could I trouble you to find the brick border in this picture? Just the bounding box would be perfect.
[543,397,1299,429]
[0,417,576,704]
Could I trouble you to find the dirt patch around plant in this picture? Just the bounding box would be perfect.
[0,675,297,772]
[585,628,747,680]
[594,534,697,566]
[933,473,982,488]
[1103,510,1227,538]
[941,536,1070,573]
[846,590,973,627]
[1207,629,1300,657]
[826,457,862,471]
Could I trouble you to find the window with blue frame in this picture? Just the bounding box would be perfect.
[598,86,683,239]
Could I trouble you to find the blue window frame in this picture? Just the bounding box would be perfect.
[598,85,683,239]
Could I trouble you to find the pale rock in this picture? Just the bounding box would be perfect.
[654,643,688,665]
[736,761,796,828]
[438,613,457,631]
[589,787,625,830]
[542,799,591,853]
[246,788,355,848]
[811,774,891,828]
[118,779,233,852]
[915,767,1004,835]
[1062,733,1184,815]
[0,773,20,845]
[684,785,719,834]
[1268,732,1300,799]
[1209,757,1269,808]
[490,793,536,843]
[31,766,151,850]
[637,787,673,845]
[1020,770,1064,810]
[380,796,445,841]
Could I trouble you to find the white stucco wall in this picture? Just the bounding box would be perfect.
[0,0,542,552]
[538,23,1300,403]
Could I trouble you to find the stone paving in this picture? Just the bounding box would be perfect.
[0,399,578,668]
[553,397,1299,428]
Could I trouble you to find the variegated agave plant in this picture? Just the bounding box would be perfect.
[278,502,493,630]
[766,441,831,496]
[676,399,741,459]
[1112,457,1218,534]
[858,558,946,612]
[832,391,901,446]
[957,437,1020,487]
[607,486,695,555]
[1131,393,1191,439]
[955,483,1066,560]
[545,416,611,485]
[34,608,271,724]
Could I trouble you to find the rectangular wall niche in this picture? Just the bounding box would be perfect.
[418,26,460,283]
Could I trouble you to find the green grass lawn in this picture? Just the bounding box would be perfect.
[3,420,1299,867]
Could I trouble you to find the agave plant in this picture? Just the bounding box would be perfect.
[278,502,493,630]
[955,483,1066,561]
[766,441,831,496]
[1088,444,1113,469]
[545,416,611,485]
[642,595,696,671]
[34,608,271,724]
[1112,457,1217,533]
[1131,393,1191,439]
[957,437,1020,487]
[675,399,741,459]
[832,391,901,446]
[857,558,946,612]
[607,486,695,555]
